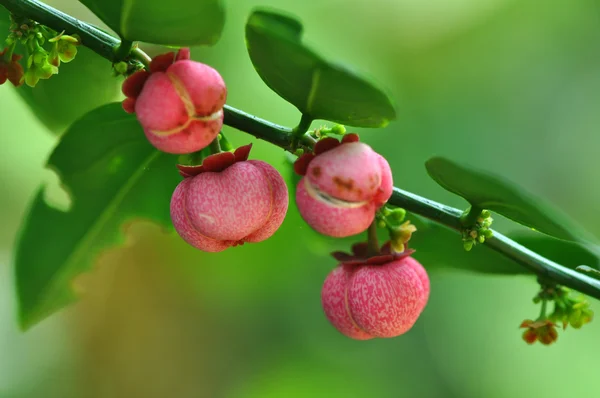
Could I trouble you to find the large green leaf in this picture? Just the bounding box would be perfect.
[79,0,224,46]
[425,157,592,242]
[245,10,396,128]
[15,103,180,330]
[409,217,600,275]
[0,7,120,135]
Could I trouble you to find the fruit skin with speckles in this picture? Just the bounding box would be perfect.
[296,141,392,237]
[321,256,430,340]
[123,50,227,154]
[170,159,289,252]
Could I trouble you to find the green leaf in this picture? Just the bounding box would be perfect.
[409,218,600,275]
[425,157,592,242]
[511,233,600,271]
[79,0,225,46]
[15,103,180,330]
[576,266,600,279]
[245,9,396,128]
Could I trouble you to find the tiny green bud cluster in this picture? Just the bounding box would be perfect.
[310,124,347,139]
[462,209,493,251]
[1,14,80,87]
[376,206,415,253]
[520,283,593,345]
[547,286,594,329]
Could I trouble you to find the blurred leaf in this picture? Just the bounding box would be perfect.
[15,103,180,330]
[245,9,396,128]
[79,0,224,46]
[425,157,590,242]
[409,217,600,275]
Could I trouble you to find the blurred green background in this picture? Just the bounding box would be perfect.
[1,0,600,397]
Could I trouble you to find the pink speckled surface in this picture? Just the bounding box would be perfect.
[185,162,271,241]
[171,160,289,251]
[409,257,431,310]
[133,59,226,154]
[322,266,374,340]
[296,177,376,237]
[306,142,382,203]
[135,72,187,131]
[374,154,393,206]
[347,257,429,338]
[243,160,289,242]
[167,60,227,116]
[296,142,393,238]
[170,179,230,252]
[144,117,223,155]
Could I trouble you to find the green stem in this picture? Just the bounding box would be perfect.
[3,40,15,61]
[291,113,313,149]
[0,0,145,68]
[208,136,221,154]
[219,132,233,151]
[367,222,380,256]
[538,299,548,320]
[188,150,205,166]
[293,113,313,136]
[3,0,600,301]
[223,105,294,149]
[113,38,133,62]
[131,46,151,69]
[460,205,483,227]
[390,188,600,300]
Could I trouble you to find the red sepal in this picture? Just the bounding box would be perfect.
[176,144,254,178]
[149,52,175,73]
[331,241,415,266]
[122,97,136,114]
[293,153,315,176]
[314,137,341,155]
[233,143,252,161]
[176,48,191,61]
[122,70,150,99]
[341,133,360,143]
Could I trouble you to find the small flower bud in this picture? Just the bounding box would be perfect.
[464,241,474,252]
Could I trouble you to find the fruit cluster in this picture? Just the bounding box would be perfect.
[122,48,430,340]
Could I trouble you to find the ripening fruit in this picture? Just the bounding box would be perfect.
[122,49,226,154]
[321,256,430,340]
[170,159,289,252]
[296,141,392,237]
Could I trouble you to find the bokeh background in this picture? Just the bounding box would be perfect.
[1,0,600,397]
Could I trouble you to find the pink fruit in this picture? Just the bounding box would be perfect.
[170,146,289,252]
[295,139,393,237]
[322,256,430,340]
[122,49,226,154]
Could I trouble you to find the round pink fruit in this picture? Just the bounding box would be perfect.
[321,256,430,340]
[296,142,393,237]
[132,57,226,154]
[170,159,289,252]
